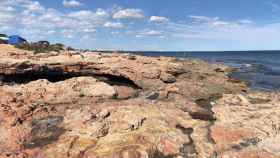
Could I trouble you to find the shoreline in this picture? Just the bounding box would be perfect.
[0,45,279,158]
[125,51,280,92]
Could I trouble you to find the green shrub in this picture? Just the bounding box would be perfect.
[16,42,67,54]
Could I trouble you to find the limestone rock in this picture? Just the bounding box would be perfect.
[114,86,138,99]
[211,92,280,157]
[0,45,277,158]
[160,72,176,83]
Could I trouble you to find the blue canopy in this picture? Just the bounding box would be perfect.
[8,35,27,45]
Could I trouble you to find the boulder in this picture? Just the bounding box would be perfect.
[114,86,138,99]
[166,62,186,75]
[160,72,176,83]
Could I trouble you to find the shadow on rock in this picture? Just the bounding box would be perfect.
[176,125,198,158]
[151,150,176,158]
[23,116,65,149]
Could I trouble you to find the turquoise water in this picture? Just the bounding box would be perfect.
[134,51,280,91]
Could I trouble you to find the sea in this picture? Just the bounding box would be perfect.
[132,51,280,91]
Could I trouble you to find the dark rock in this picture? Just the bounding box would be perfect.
[160,73,176,83]
[146,91,160,100]
[231,137,262,150]
[176,125,198,158]
[23,116,65,149]
[189,110,215,121]
[152,150,175,158]
[248,97,271,104]
[127,54,137,60]
[214,68,224,73]
[182,96,221,121]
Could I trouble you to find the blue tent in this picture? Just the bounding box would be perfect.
[8,35,27,45]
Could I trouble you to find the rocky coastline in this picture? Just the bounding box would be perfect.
[0,44,279,158]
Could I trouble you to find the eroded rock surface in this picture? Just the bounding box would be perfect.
[211,92,280,158]
[0,45,279,158]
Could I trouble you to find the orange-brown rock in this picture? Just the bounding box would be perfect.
[114,85,138,99]
[0,45,279,158]
[211,92,280,157]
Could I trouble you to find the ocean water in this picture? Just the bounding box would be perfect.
[133,51,280,91]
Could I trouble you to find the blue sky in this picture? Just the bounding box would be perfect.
[1,0,280,51]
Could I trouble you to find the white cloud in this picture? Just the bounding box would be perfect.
[82,28,96,33]
[111,31,120,35]
[135,35,143,38]
[104,22,124,28]
[144,30,163,36]
[63,0,82,8]
[0,3,16,25]
[238,19,253,24]
[113,9,144,19]
[66,9,109,32]
[22,1,45,13]
[132,29,164,38]
[189,15,220,24]
[68,9,108,21]
[2,6,15,12]
[150,16,169,23]
[68,10,95,19]
[0,12,15,24]
[187,15,250,29]
[0,26,13,32]
[164,15,280,48]
[2,0,280,50]
[81,34,95,40]
[8,1,107,40]
[62,29,74,38]
[46,30,56,35]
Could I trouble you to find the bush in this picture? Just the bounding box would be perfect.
[16,42,67,54]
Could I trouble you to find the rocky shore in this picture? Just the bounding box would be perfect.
[0,44,279,158]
